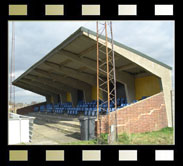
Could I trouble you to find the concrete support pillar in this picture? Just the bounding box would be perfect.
[71,90,77,107]
[117,71,136,104]
[58,94,62,103]
[124,83,136,103]
[60,93,67,103]
[53,95,59,104]
[46,96,51,104]
[84,89,92,102]
[161,72,173,127]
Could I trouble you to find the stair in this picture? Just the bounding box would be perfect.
[26,112,80,135]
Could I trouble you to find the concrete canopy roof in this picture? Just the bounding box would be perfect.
[13,26,172,97]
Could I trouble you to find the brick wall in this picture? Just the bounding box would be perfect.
[17,102,46,115]
[97,92,168,134]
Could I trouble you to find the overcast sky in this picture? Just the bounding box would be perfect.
[8,21,175,104]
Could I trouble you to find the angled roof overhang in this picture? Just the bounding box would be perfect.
[13,26,172,97]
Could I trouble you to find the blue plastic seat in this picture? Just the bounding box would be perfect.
[70,109,72,115]
[110,104,114,108]
[141,96,148,100]
[92,110,96,116]
[34,107,39,112]
[84,110,88,116]
[40,105,45,112]
[106,108,111,114]
[132,100,138,103]
[88,110,91,116]
[88,108,92,111]
[120,103,124,107]
[112,108,115,112]
[74,109,77,115]
[98,107,101,113]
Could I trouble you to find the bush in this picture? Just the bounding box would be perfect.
[98,133,108,144]
[118,132,131,144]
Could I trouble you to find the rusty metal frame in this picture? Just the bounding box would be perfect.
[96,21,117,144]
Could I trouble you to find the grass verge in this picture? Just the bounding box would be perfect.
[63,127,173,145]
[117,127,173,145]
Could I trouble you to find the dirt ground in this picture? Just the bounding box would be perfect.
[25,112,81,145]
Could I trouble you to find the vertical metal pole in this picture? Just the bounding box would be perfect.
[96,21,117,143]
[10,22,15,113]
[105,22,111,140]
[96,21,100,139]
[10,24,13,111]
[12,22,15,113]
[110,22,117,109]
[110,21,118,141]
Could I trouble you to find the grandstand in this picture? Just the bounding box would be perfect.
[33,97,139,116]
[13,26,173,134]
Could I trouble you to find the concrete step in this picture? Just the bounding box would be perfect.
[34,117,80,129]
[34,117,80,128]
[34,119,80,134]
[28,112,79,121]
[27,112,81,135]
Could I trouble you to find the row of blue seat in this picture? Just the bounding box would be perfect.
[33,97,148,115]
[34,103,129,116]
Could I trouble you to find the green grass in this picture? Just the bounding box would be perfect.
[63,139,97,145]
[117,127,173,145]
[63,127,174,145]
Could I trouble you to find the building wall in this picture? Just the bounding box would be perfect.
[50,96,54,104]
[96,92,168,134]
[66,92,72,102]
[135,75,161,100]
[91,86,103,101]
[91,86,97,100]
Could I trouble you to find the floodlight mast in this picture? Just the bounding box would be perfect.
[96,21,117,144]
[96,21,100,142]
[105,22,111,141]
[110,21,118,142]
[10,22,16,113]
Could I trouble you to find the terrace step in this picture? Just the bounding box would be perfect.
[26,112,80,135]
[27,112,79,121]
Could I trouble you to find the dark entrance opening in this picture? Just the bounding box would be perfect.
[109,82,126,101]
[77,90,84,103]
[116,82,126,99]
[57,94,61,103]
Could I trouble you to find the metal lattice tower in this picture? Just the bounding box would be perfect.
[96,21,117,143]
[9,22,15,113]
